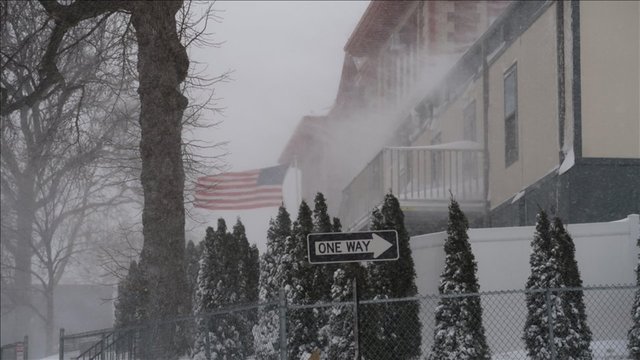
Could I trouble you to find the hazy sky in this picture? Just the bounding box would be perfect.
[187,1,369,251]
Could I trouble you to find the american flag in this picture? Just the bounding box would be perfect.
[194,164,289,211]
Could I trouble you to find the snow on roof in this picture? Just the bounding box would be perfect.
[386,140,483,151]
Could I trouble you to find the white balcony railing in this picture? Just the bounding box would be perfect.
[339,141,485,231]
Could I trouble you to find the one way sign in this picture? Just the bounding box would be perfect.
[307,230,399,264]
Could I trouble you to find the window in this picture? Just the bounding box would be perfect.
[504,64,518,167]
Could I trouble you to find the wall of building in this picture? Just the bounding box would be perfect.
[487,3,560,209]
[412,79,484,147]
[580,1,640,159]
[421,1,508,59]
[292,2,512,224]
[489,157,640,227]
[489,169,559,227]
[480,1,639,227]
[298,137,328,204]
[295,1,639,231]
[560,158,640,224]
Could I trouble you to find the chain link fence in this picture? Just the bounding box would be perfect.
[59,285,637,360]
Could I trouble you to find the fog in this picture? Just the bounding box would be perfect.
[183,2,459,251]
[184,1,369,253]
[320,54,460,206]
[3,1,637,358]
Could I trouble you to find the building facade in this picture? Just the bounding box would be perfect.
[280,1,639,233]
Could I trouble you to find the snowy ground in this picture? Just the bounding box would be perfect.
[39,340,630,360]
[492,340,630,359]
[36,350,77,360]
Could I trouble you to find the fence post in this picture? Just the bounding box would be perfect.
[204,317,211,360]
[100,333,105,360]
[127,329,133,360]
[59,328,65,360]
[278,288,287,360]
[546,289,556,360]
[23,335,28,360]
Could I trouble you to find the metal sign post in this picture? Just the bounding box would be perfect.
[307,230,400,360]
[353,277,360,360]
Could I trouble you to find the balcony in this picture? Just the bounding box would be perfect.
[338,141,486,231]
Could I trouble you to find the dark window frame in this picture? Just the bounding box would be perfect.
[504,63,518,167]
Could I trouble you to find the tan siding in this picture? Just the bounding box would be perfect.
[442,83,483,144]
[488,5,559,209]
[412,126,434,146]
[410,79,484,147]
[580,1,640,158]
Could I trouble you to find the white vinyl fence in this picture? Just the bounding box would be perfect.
[411,214,639,294]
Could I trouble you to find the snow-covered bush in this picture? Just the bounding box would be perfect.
[429,197,490,360]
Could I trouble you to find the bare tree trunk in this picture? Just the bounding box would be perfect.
[131,2,188,358]
[45,285,54,353]
[13,171,36,340]
[4,2,194,356]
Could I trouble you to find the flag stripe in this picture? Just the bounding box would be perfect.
[195,194,283,205]
[196,183,279,190]
[195,182,266,191]
[193,165,288,211]
[197,170,260,181]
[195,201,282,211]
[195,187,282,198]
[197,176,259,186]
